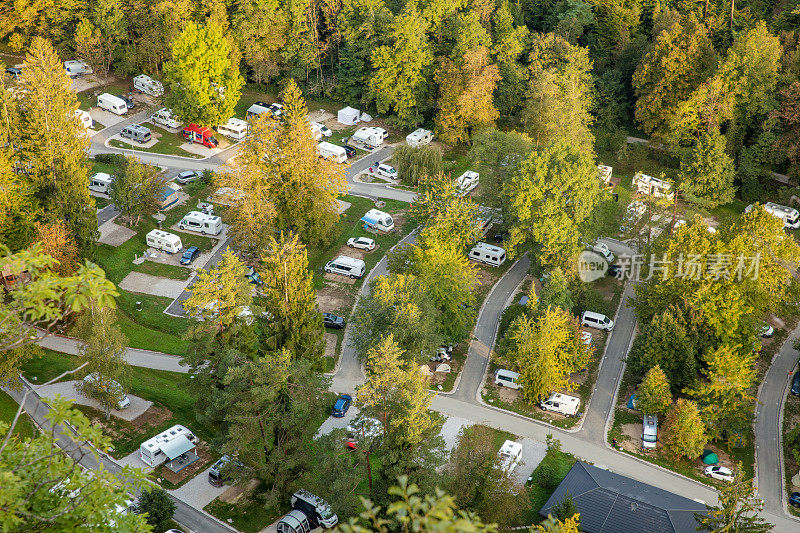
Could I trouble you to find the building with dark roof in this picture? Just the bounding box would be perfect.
[539,461,708,533]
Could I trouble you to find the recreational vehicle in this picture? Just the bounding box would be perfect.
[349,127,383,149]
[540,393,580,417]
[139,424,198,467]
[88,172,113,194]
[145,230,183,254]
[745,202,800,230]
[324,256,366,279]
[151,108,182,129]
[97,93,128,115]
[246,103,270,120]
[633,172,674,199]
[406,128,433,147]
[64,60,92,77]
[455,171,479,196]
[132,74,163,97]
[119,124,151,144]
[217,118,249,140]
[498,440,523,473]
[291,490,338,528]
[178,211,223,235]
[361,209,394,232]
[74,109,92,129]
[317,142,347,163]
[468,242,506,267]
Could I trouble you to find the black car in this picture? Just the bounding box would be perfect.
[341,145,356,158]
[175,170,201,185]
[792,372,800,396]
[322,312,345,329]
[180,246,200,266]
[607,264,622,278]
[5,67,21,79]
[790,492,800,508]
[332,394,352,417]
[493,231,509,243]
[118,94,135,109]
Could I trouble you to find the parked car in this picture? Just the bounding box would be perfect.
[347,237,376,251]
[704,465,734,482]
[322,313,345,329]
[493,231,509,243]
[208,455,242,487]
[311,121,332,137]
[175,170,201,185]
[759,323,774,338]
[118,94,135,109]
[332,394,352,417]
[374,163,397,179]
[5,67,21,79]
[789,492,800,508]
[341,145,356,158]
[179,246,200,266]
[245,266,263,285]
[606,264,622,278]
[791,372,800,396]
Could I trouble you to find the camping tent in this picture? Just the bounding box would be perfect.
[338,106,360,125]
[701,450,719,464]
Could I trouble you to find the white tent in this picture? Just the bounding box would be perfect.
[338,106,361,125]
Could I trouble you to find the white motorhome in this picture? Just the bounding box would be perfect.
[494,369,522,390]
[540,392,580,417]
[598,165,613,185]
[406,128,433,147]
[97,93,128,115]
[74,109,92,129]
[218,118,249,140]
[361,209,394,232]
[291,489,338,529]
[349,127,383,149]
[145,229,183,254]
[317,142,348,163]
[498,440,523,473]
[744,202,800,229]
[88,172,113,194]
[178,211,223,235]
[133,74,164,97]
[455,171,480,196]
[151,108,182,129]
[324,256,366,279]
[469,242,506,267]
[64,60,92,77]
[139,424,198,467]
[633,172,674,199]
[580,311,614,331]
[246,103,270,120]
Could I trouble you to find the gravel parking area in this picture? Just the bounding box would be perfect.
[108,133,160,149]
[119,272,190,298]
[98,220,137,246]
[513,437,547,485]
[169,464,228,510]
[316,406,360,438]
[35,380,152,421]
[439,416,474,453]
[89,107,128,128]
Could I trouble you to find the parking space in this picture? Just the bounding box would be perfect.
[316,406,360,438]
[118,271,191,298]
[89,107,129,128]
[107,132,159,149]
[35,380,153,422]
[169,464,229,510]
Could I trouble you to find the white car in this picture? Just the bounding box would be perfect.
[82,373,130,409]
[704,465,734,482]
[759,323,774,338]
[311,121,332,137]
[347,237,376,251]
[375,163,397,179]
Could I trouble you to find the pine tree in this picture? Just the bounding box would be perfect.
[183,250,252,332]
[135,487,176,532]
[637,365,672,416]
[678,129,736,208]
[663,398,707,460]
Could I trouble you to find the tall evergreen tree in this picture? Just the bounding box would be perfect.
[678,128,736,208]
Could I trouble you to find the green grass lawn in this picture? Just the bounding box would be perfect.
[523,444,577,524]
[0,390,35,440]
[205,482,288,533]
[132,260,192,280]
[109,124,203,159]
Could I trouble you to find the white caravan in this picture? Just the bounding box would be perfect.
[540,392,580,416]
[151,108,182,129]
[145,229,183,254]
[455,171,480,196]
[361,209,394,232]
[317,142,347,163]
[633,172,674,199]
[133,74,163,97]
[88,172,113,194]
[598,165,613,185]
[97,93,128,115]
[498,440,523,473]
[468,242,506,267]
[744,202,800,229]
[64,60,92,77]
[139,424,198,467]
[350,127,383,149]
[406,128,433,147]
[217,118,249,140]
[74,109,92,129]
[178,211,223,235]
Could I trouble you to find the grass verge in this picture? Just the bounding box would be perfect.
[0,390,35,439]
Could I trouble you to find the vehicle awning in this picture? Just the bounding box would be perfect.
[161,435,194,460]
[360,214,379,226]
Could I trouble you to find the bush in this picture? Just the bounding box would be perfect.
[391,145,443,185]
[135,487,176,531]
[94,153,126,166]
[498,304,527,340]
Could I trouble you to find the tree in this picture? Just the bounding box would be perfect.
[73,306,128,420]
[390,145,443,186]
[163,20,244,126]
[538,267,574,313]
[367,4,433,127]
[0,394,152,531]
[412,171,481,250]
[468,128,534,208]
[772,81,800,179]
[501,306,591,404]
[503,140,601,266]
[336,476,497,532]
[135,487,176,532]
[301,430,366,520]
[635,365,671,417]
[552,492,579,523]
[231,0,287,85]
[357,335,436,449]
[259,233,325,367]
[678,129,736,208]
[107,157,163,226]
[336,0,393,101]
[434,46,500,145]
[632,17,716,143]
[183,250,252,332]
[662,398,707,460]
[533,514,581,533]
[34,220,78,275]
[695,466,772,532]
[491,1,529,116]
[522,33,594,151]
[16,37,97,253]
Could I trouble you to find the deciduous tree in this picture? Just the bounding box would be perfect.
[538,267,574,313]
[678,129,736,208]
[34,221,78,276]
[772,81,800,179]
[412,172,480,250]
[637,365,672,416]
[231,0,287,84]
[390,145,443,186]
[468,128,534,208]
[491,1,529,116]
[135,487,176,532]
[107,157,163,227]
[663,398,707,460]
[695,465,772,532]
[183,250,252,332]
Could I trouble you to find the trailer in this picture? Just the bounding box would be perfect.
[97,93,128,115]
[139,424,198,467]
[349,126,383,149]
[633,172,673,199]
[64,60,92,77]
[74,109,92,129]
[88,172,113,193]
[406,128,433,147]
[217,118,249,140]
[317,142,347,163]
[182,124,218,148]
[145,230,183,254]
[133,74,163,97]
[745,202,800,229]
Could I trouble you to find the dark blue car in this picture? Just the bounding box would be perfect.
[180,246,200,266]
[792,372,800,396]
[790,492,800,508]
[332,394,352,418]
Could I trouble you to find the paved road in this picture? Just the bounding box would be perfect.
[4,381,234,533]
[97,204,120,225]
[755,324,800,513]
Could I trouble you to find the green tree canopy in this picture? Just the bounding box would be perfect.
[662,398,707,460]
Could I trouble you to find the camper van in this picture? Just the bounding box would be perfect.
[277,510,312,533]
[498,440,523,473]
[291,490,338,529]
[64,60,92,77]
[145,230,183,254]
[455,171,480,196]
[217,118,249,140]
[406,128,433,147]
[151,108,182,129]
[97,93,128,115]
[119,124,151,144]
[361,209,394,232]
[494,369,522,389]
[246,103,270,120]
[469,242,506,267]
[744,202,800,229]
[132,74,163,97]
[324,256,366,279]
[183,124,218,148]
[349,127,383,149]
[317,142,347,163]
[74,109,92,129]
[88,172,113,194]
[633,172,674,199]
[580,311,614,331]
[642,415,658,449]
[540,392,580,417]
[309,122,323,141]
[178,211,223,235]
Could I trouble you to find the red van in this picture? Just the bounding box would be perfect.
[182,124,219,148]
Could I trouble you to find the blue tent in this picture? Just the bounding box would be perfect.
[627,394,638,410]
[360,213,380,228]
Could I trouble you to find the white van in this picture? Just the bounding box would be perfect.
[317,142,347,163]
[133,74,163,97]
[88,172,113,194]
[361,209,394,232]
[745,202,800,229]
[494,369,522,389]
[406,128,433,147]
[324,256,366,279]
[587,241,614,263]
[217,118,249,140]
[455,171,479,196]
[178,211,223,235]
[145,229,183,254]
[642,415,658,450]
[540,392,580,417]
[580,311,614,331]
[74,109,92,129]
[97,93,128,115]
[64,60,92,77]
[151,108,182,129]
[469,242,506,267]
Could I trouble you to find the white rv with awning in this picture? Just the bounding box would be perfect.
[133,74,164,97]
[139,424,198,467]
